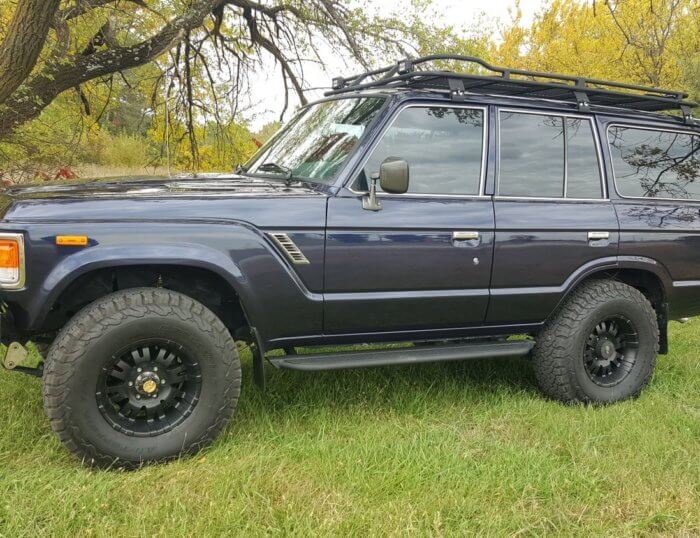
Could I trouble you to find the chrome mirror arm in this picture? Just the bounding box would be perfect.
[362,172,382,211]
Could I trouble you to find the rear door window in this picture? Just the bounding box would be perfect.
[607,126,700,199]
[499,112,565,197]
[498,111,603,199]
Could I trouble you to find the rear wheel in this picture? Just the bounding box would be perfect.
[532,279,659,404]
[43,288,241,468]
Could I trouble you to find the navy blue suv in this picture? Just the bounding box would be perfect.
[1,56,698,467]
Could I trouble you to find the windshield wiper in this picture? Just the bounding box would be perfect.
[254,162,303,185]
[257,162,291,175]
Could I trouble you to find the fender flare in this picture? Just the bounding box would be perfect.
[552,255,672,354]
[552,255,673,315]
[28,243,258,333]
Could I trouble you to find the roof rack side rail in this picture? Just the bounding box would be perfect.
[344,54,689,100]
[326,55,697,116]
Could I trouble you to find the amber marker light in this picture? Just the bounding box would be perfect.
[0,234,25,289]
[56,235,89,247]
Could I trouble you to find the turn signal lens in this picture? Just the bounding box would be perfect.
[0,236,22,287]
[0,240,19,268]
[56,235,89,247]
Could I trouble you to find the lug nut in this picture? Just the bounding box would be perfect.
[137,367,142,373]
[153,367,158,372]
[136,394,141,399]
[128,381,133,387]
[161,379,166,385]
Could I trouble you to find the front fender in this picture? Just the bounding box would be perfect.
[14,221,324,344]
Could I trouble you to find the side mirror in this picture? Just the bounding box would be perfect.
[379,157,409,194]
[362,157,410,211]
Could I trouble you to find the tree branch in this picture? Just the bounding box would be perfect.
[0,0,225,138]
[241,6,308,105]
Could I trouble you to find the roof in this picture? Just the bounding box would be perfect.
[326,55,698,123]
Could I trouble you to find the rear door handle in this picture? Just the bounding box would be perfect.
[588,231,610,241]
[453,231,480,241]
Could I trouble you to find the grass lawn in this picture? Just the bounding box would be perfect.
[0,322,698,537]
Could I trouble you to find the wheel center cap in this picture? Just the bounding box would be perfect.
[135,371,161,395]
[142,379,157,394]
[598,339,615,360]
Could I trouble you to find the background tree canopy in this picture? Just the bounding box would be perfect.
[0,0,697,182]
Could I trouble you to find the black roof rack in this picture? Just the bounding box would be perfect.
[326,55,698,121]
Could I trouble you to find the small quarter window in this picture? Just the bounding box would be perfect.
[567,119,603,198]
[353,106,485,195]
[608,126,700,199]
[498,111,603,199]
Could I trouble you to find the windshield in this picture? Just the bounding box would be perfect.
[244,97,386,184]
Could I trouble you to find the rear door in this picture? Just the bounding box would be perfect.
[487,108,619,324]
[324,103,494,336]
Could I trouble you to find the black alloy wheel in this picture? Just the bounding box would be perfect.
[583,316,639,387]
[97,341,202,436]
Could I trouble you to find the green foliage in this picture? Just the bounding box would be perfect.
[493,0,699,98]
[255,121,282,145]
[683,56,700,102]
[97,133,154,168]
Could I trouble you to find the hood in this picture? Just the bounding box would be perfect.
[0,173,330,225]
[0,173,324,201]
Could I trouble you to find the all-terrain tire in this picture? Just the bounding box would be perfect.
[43,288,241,468]
[532,279,659,404]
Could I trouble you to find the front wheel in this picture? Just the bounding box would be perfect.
[532,279,659,404]
[43,288,241,468]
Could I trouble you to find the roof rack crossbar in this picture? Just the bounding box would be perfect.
[327,55,697,115]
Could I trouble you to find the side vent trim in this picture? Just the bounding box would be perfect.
[267,233,310,265]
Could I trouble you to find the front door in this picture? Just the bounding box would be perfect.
[324,103,494,337]
[487,108,619,324]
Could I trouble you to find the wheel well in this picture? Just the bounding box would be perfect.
[39,265,251,342]
[583,268,668,354]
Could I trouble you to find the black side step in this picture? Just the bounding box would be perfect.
[269,340,534,372]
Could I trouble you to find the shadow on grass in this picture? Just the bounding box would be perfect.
[238,352,541,417]
[0,349,543,461]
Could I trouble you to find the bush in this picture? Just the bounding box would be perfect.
[99,133,154,168]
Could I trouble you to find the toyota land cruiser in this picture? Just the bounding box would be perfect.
[1,55,698,467]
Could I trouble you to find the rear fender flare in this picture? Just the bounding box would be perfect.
[554,255,673,315]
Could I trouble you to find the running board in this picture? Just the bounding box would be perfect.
[269,340,534,372]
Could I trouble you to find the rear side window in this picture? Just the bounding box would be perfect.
[608,126,700,199]
[498,111,603,199]
[353,106,485,195]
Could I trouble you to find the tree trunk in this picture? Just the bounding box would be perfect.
[0,0,61,105]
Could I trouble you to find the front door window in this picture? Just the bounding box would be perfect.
[352,106,486,195]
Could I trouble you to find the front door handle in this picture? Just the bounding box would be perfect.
[588,231,610,241]
[453,231,480,241]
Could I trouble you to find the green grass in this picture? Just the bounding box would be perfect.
[0,323,698,537]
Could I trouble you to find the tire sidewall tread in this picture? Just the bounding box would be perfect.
[42,288,241,468]
[532,279,659,405]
